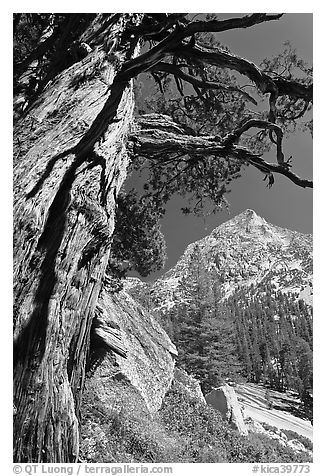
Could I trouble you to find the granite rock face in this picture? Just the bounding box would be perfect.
[205,384,248,436]
[87,285,178,414]
[173,367,206,404]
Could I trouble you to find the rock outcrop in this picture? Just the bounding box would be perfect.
[247,420,287,445]
[205,384,248,436]
[288,439,309,453]
[173,367,206,403]
[86,284,178,414]
[246,419,312,457]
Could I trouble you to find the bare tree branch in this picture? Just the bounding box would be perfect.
[119,14,286,82]
[180,13,284,37]
[273,77,312,101]
[131,114,312,189]
[127,13,283,41]
[150,62,258,104]
[174,44,312,102]
[231,147,312,188]
[222,118,285,166]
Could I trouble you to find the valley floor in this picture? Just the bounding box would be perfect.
[236,383,313,441]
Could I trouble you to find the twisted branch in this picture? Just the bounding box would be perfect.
[222,118,285,166]
[131,115,312,189]
[150,62,258,104]
[119,14,287,83]
[174,44,312,102]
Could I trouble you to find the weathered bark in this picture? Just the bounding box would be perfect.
[132,114,312,188]
[13,15,139,462]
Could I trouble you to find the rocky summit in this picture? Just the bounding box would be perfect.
[127,209,312,315]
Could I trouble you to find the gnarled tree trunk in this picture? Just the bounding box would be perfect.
[13,15,139,462]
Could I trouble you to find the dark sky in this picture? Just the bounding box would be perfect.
[130,13,313,281]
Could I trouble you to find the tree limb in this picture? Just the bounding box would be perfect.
[127,13,283,41]
[231,147,312,188]
[175,44,312,102]
[119,14,286,82]
[180,13,284,37]
[222,118,285,166]
[131,114,312,189]
[150,62,258,104]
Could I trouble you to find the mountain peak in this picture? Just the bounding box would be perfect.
[243,208,258,218]
[239,208,262,222]
[213,208,268,236]
[127,209,312,314]
[231,208,271,233]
